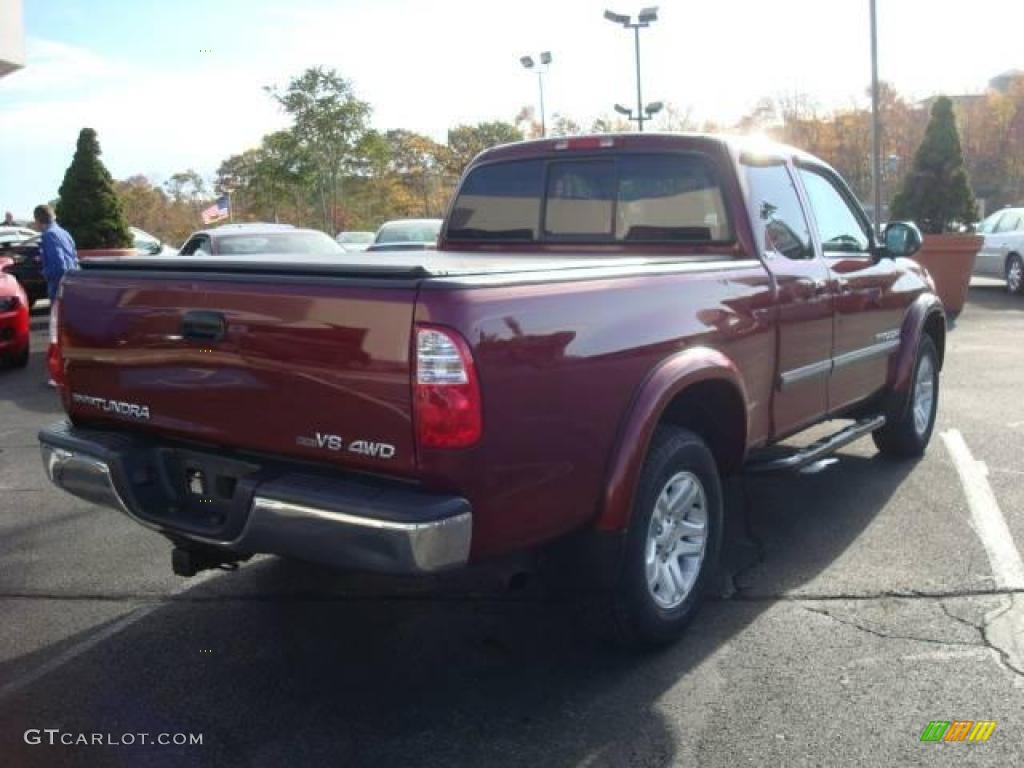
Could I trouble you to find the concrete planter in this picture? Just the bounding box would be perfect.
[911,234,981,315]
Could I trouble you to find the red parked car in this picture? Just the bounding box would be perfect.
[0,267,30,368]
[39,134,944,647]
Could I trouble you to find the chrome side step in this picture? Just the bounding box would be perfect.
[744,415,887,474]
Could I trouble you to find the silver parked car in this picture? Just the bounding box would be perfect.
[335,231,375,252]
[974,207,1024,294]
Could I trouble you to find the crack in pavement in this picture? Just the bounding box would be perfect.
[978,595,1024,679]
[803,604,984,650]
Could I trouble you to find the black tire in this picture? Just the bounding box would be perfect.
[1006,254,1024,296]
[598,426,723,649]
[873,335,939,458]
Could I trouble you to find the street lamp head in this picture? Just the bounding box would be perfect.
[540,51,552,66]
[614,103,632,116]
[638,6,659,23]
[520,55,535,69]
[645,101,664,116]
[604,9,632,25]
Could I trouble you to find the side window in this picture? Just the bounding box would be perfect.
[744,162,814,260]
[180,237,202,256]
[180,236,211,256]
[977,212,1003,234]
[995,211,1023,233]
[798,168,871,253]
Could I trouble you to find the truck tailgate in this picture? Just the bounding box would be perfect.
[58,268,419,474]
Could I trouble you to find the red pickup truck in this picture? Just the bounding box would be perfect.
[40,134,945,647]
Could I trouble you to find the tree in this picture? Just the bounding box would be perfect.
[514,105,543,139]
[444,121,523,178]
[266,67,372,233]
[590,114,633,133]
[56,128,133,249]
[653,103,697,133]
[115,175,198,246]
[381,129,448,217]
[890,96,978,233]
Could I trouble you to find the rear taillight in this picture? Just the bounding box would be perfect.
[48,300,65,388]
[414,325,481,448]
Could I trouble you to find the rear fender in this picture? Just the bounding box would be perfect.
[596,346,747,533]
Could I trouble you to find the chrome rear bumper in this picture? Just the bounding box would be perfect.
[40,424,471,574]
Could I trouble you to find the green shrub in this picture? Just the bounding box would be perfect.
[56,128,133,249]
[890,97,978,234]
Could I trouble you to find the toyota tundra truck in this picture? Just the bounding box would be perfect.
[39,134,945,647]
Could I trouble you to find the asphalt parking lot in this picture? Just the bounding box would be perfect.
[1,282,1022,767]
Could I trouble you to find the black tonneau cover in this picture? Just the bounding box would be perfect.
[79,251,718,280]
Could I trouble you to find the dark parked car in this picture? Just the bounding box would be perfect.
[367,219,442,252]
[0,226,173,307]
[40,134,944,648]
[178,223,343,257]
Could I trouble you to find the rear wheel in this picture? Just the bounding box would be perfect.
[1006,254,1024,295]
[598,426,723,649]
[873,335,939,458]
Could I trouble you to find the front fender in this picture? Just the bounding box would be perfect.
[596,346,747,532]
[889,292,945,395]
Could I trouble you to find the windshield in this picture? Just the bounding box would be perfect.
[447,153,733,245]
[217,231,343,256]
[375,221,442,244]
[338,231,375,244]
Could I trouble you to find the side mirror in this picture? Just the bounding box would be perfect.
[883,221,923,258]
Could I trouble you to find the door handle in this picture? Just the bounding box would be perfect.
[181,311,226,342]
[836,278,852,294]
[796,278,830,296]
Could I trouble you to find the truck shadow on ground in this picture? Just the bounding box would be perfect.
[0,450,917,768]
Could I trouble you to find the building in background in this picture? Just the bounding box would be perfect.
[0,0,25,78]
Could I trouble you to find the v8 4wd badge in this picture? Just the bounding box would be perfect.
[295,432,395,460]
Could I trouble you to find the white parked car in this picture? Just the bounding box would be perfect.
[974,207,1024,294]
[0,226,37,247]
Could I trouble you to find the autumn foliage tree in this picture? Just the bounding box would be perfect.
[891,96,978,233]
[57,128,133,249]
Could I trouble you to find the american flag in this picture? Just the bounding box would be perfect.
[201,195,230,225]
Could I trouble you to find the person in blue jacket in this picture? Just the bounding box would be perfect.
[33,204,78,386]
[34,204,79,302]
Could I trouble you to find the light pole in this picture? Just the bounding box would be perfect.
[520,51,552,137]
[869,0,883,235]
[613,100,664,129]
[604,7,659,132]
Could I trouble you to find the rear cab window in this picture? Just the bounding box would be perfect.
[446,152,734,247]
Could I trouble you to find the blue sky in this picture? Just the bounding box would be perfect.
[1,0,1020,218]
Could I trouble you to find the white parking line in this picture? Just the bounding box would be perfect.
[0,604,158,703]
[0,570,219,704]
[941,429,1024,590]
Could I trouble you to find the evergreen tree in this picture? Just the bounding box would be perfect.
[890,96,978,234]
[56,128,133,249]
